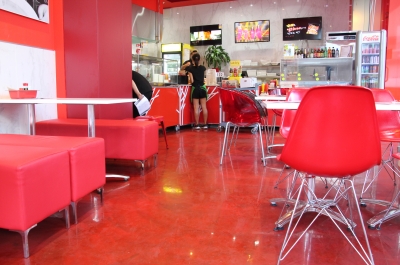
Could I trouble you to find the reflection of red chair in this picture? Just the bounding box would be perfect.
[272,88,309,189]
[218,87,268,166]
[267,88,288,150]
[276,86,380,265]
[135,116,168,149]
[360,89,400,229]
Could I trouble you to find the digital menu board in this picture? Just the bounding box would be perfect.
[234,20,270,43]
[190,24,222,46]
[283,16,322,41]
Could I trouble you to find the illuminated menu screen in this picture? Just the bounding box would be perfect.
[190,24,222,46]
[283,16,322,41]
[234,20,270,43]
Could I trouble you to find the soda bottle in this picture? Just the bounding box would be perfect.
[331,47,335,57]
[375,44,380,54]
[310,48,314,58]
[335,48,339,57]
[328,47,332,58]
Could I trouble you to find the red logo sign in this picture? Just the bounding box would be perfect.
[362,35,380,42]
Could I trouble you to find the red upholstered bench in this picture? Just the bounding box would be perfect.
[0,145,71,258]
[0,134,106,224]
[135,116,168,149]
[35,119,159,171]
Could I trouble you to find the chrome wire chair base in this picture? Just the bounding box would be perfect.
[366,198,400,230]
[274,175,353,230]
[277,172,375,265]
[360,144,397,205]
[359,144,400,229]
[363,186,400,230]
[220,121,267,166]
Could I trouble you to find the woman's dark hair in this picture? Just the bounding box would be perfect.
[192,53,200,67]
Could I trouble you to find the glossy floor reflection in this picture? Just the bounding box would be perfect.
[0,127,399,264]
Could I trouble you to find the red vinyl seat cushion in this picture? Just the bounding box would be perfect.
[0,145,71,231]
[35,119,159,161]
[0,134,105,202]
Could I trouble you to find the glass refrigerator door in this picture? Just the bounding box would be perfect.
[356,30,387,89]
[163,53,181,78]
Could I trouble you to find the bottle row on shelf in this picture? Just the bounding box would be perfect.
[361,44,380,54]
[362,55,380,64]
[294,47,340,59]
[362,76,379,88]
[362,65,380,73]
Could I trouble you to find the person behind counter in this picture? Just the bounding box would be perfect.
[179,50,198,83]
[132,70,153,118]
[185,53,208,130]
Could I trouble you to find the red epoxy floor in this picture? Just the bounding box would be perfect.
[0,127,399,264]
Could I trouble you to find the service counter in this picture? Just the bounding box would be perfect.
[148,85,221,131]
[147,85,281,131]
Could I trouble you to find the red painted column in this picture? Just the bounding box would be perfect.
[385,0,400,98]
[63,0,133,119]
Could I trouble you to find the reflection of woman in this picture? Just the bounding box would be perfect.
[242,26,249,42]
[256,25,262,41]
[236,25,242,42]
[250,26,255,41]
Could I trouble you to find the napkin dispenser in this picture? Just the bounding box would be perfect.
[240,77,257,88]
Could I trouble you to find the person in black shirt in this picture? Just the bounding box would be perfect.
[185,53,208,129]
[179,49,198,83]
[132,71,153,117]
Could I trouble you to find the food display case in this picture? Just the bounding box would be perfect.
[280,58,354,88]
[132,55,178,86]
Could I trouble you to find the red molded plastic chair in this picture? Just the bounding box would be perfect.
[276,86,380,265]
[135,115,168,149]
[218,87,268,166]
[360,89,400,229]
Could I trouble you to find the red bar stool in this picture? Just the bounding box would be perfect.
[135,116,169,149]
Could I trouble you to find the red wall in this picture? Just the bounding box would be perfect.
[63,0,133,119]
[385,0,400,98]
[0,1,67,117]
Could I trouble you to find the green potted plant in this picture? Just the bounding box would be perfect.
[204,45,231,71]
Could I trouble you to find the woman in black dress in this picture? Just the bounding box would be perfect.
[185,53,208,129]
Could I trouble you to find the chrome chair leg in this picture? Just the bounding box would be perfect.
[360,144,397,203]
[11,224,37,258]
[220,121,231,165]
[277,176,375,265]
[257,123,266,167]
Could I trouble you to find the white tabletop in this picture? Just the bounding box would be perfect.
[0,98,137,104]
[258,100,400,111]
[256,95,287,101]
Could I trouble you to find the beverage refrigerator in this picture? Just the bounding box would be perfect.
[161,43,192,80]
[355,30,387,89]
[326,30,387,89]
